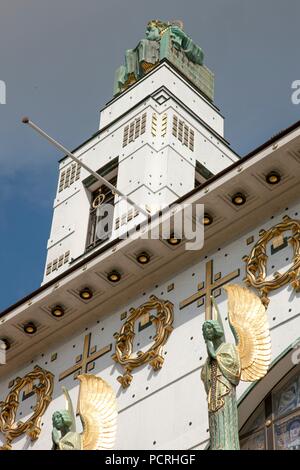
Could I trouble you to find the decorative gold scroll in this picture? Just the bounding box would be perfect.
[92,192,106,209]
[244,215,300,306]
[0,365,54,450]
[112,295,174,388]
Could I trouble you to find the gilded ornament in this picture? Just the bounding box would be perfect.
[161,113,168,137]
[140,61,156,74]
[0,365,54,450]
[112,295,174,388]
[180,259,240,319]
[201,284,271,450]
[52,374,117,450]
[59,333,112,382]
[151,113,158,137]
[92,191,106,209]
[244,215,300,306]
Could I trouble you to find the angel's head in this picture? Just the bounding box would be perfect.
[202,320,224,341]
[52,410,73,431]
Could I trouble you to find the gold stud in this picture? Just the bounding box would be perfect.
[137,252,151,264]
[24,322,37,335]
[79,287,93,300]
[107,271,121,283]
[232,192,246,206]
[203,213,213,226]
[51,305,65,318]
[266,171,281,185]
[167,234,181,246]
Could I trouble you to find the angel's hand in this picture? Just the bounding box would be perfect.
[207,341,217,359]
[52,428,60,445]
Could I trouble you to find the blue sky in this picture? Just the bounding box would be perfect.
[0,0,300,311]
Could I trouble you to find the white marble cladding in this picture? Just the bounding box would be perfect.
[3,200,300,449]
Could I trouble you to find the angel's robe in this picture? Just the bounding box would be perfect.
[201,343,241,412]
[114,39,160,94]
[170,28,204,65]
[201,342,241,450]
[125,39,160,77]
[58,432,82,450]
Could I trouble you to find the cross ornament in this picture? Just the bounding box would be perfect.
[59,333,112,381]
[179,260,240,320]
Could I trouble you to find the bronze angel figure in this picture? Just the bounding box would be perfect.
[201,285,271,450]
[52,374,118,450]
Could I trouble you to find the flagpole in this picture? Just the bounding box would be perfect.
[22,117,149,218]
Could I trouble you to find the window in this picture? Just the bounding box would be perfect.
[58,163,81,192]
[240,365,300,450]
[194,160,214,188]
[46,251,70,276]
[172,115,195,151]
[85,159,119,251]
[114,207,139,230]
[123,113,147,147]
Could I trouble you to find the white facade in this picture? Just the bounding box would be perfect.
[1,198,300,449]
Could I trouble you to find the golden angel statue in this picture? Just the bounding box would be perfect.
[51,374,118,450]
[201,285,271,450]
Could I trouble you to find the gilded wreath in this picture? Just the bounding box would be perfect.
[244,215,300,306]
[0,365,54,450]
[112,295,174,388]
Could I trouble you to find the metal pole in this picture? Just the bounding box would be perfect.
[22,117,149,218]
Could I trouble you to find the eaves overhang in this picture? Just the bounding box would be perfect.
[1,121,300,377]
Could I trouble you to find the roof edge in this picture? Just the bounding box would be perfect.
[2,118,300,317]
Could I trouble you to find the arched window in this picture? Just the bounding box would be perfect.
[240,364,300,450]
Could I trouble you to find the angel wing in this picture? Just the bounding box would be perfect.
[224,284,271,382]
[77,374,118,450]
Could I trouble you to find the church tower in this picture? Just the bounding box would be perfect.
[43,20,238,284]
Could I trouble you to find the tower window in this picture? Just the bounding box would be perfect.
[194,160,214,188]
[85,158,119,252]
[58,163,81,192]
[189,130,195,151]
[46,250,70,276]
[172,115,195,151]
[123,113,147,147]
